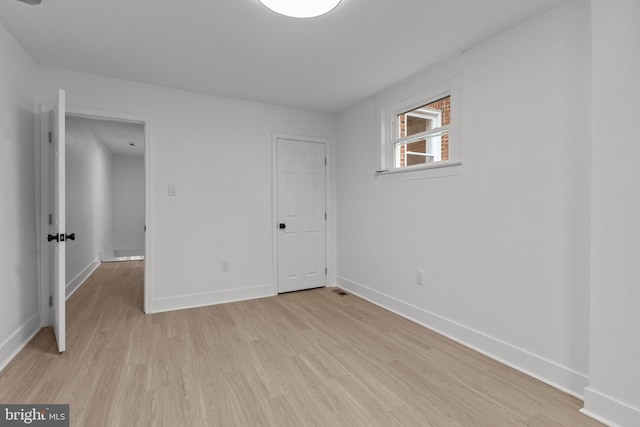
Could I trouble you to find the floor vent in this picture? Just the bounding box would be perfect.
[333,289,349,296]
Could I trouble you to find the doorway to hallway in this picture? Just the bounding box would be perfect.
[40,98,152,354]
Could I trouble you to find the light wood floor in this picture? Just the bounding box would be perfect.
[0,262,603,426]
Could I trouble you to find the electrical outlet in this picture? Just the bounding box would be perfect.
[416,270,424,286]
[168,183,177,196]
[221,261,229,272]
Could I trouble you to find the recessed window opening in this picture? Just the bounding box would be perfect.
[376,75,460,176]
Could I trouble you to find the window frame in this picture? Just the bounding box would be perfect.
[376,75,461,177]
[395,128,447,168]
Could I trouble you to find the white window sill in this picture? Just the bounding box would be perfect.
[375,161,462,180]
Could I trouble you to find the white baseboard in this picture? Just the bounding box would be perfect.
[337,276,589,399]
[150,283,275,314]
[0,313,41,373]
[114,249,144,257]
[582,387,640,427]
[66,256,101,299]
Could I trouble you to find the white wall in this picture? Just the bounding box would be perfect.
[0,22,40,369]
[38,67,338,312]
[584,1,640,426]
[65,116,114,292]
[113,155,144,255]
[337,0,592,398]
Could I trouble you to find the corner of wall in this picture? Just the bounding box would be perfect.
[582,387,640,427]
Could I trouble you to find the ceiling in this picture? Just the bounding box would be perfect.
[68,116,145,157]
[0,0,571,113]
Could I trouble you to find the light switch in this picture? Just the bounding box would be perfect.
[168,183,177,196]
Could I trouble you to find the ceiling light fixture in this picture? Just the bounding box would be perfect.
[17,0,42,5]
[258,0,341,18]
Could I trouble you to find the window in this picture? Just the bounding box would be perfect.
[377,76,460,176]
[396,96,450,168]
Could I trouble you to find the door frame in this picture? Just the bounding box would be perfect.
[271,133,329,295]
[38,105,153,322]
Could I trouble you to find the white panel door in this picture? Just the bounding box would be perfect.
[277,139,326,293]
[51,89,66,353]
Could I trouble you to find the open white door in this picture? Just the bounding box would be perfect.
[50,89,66,353]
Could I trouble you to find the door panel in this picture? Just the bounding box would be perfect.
[305,231,319,274]
[51,89,66,353]
[277,139,326,293]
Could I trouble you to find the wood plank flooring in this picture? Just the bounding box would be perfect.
[0,261,603,426]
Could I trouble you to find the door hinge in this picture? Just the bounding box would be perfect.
[325,212,327,221]
[325,267,328,275]
[48,132,52,143]
[48,214,53,225]
[49,296,53,307]
[325,157,327,166]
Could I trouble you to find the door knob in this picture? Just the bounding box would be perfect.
[66,233,75,241]
[47,233,59,242]
[279,223,286,229]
